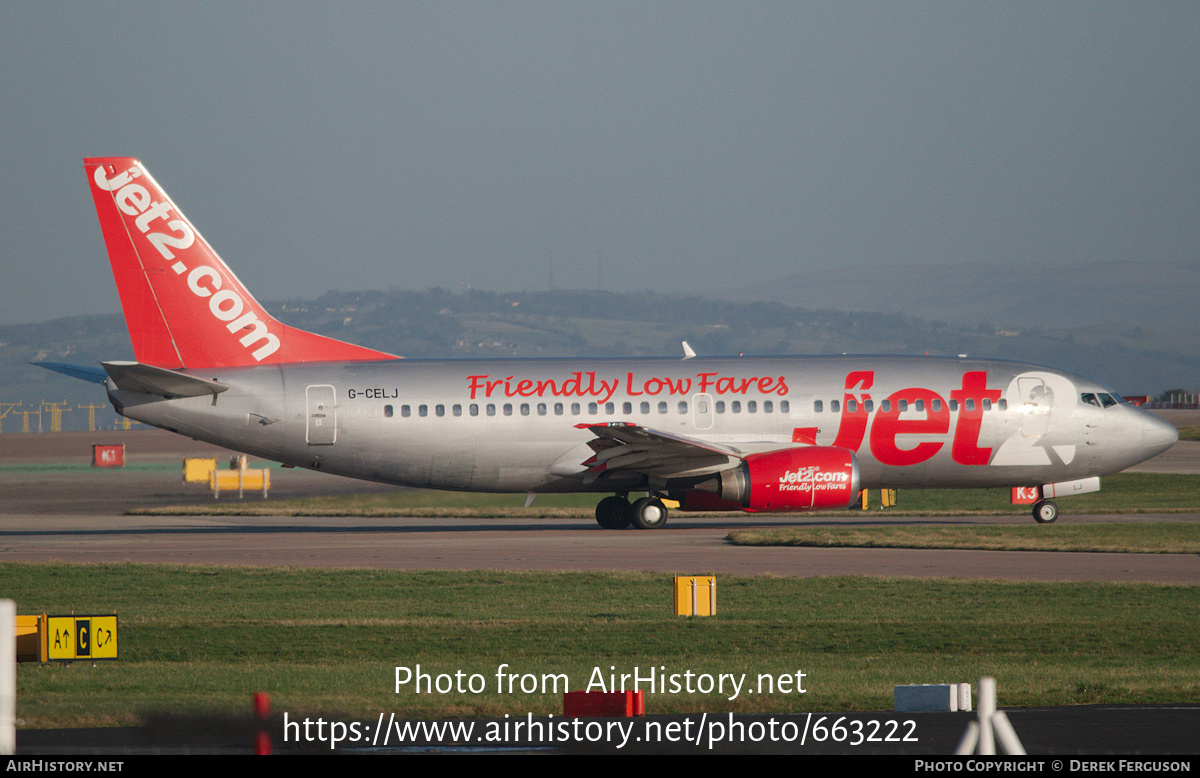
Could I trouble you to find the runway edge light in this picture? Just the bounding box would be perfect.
[563,690,645,718]
[954,676,1026,756]
[253,692,271,755]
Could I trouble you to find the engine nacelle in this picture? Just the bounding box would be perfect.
[688,446,860,512]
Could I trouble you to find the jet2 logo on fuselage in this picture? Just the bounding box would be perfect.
[831,370,1002,467]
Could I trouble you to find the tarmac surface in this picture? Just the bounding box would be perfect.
[12,706,1200,755]
[1,427,1198,582]
[2,422,1198,755]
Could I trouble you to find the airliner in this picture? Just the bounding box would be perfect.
[41,157,1179,528]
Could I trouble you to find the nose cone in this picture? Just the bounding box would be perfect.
[1139,412,1179,459]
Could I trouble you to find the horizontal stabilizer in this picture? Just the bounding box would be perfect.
[102,361,229,398]
[32,362,109,384]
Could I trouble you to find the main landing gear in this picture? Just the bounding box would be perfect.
[595,496,632,529]
[1032,500,1059,523]
[595,494,669,530]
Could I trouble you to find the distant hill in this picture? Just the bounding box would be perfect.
[709,261,1199,330]
[2,285,1195,432]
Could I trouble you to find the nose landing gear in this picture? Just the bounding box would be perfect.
[1033,500,1059,523]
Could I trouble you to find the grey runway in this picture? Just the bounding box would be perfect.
[1,512,1199,583]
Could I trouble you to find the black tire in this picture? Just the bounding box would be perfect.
[631,497,668,530]
[1033,500,1058,524]
[595,496,633,529]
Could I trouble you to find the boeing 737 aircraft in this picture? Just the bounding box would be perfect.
[42,158,1179,528]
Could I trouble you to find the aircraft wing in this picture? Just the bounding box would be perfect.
[571,422,744,484]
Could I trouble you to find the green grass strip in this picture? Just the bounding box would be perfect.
[5,563,1198,727]
[728,524,1200,554]
[0,462,181,474]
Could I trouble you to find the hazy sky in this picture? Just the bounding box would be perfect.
[2,2,1197,324]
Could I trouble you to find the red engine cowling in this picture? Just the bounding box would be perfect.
[685,447,860,512]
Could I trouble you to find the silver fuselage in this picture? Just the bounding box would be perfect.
[108,354,1177,493]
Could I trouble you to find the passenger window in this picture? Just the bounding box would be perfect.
[605,402,615,415]
[588,403,598,415]
[452,404,462,417]
[658,402,668,414]
[571,403,581,415]
[881,400,891,413]
[487,404,496,416]
[899,400,908,412]
[537,403,547,416]
[764,401,773,413]
[503,404,513,416]
[732,401,741,413]
[814,400,823,413]
[716,401,725,413]
[640,402,650,414]
[554,403,563,415]
[678,401,688,414]
[384,405,393,418]
[830,400,839,413]
[419,405,428,417]
[747,401,757,413]
[864,400,874,413]
[520,403,529,416]
[932,399,941,412]
[914,400,923,412]
[436,404,445,417]
[780,400,789,413]
[847,400,856,413]
[965,399,975,411]
[999,399,1007,411]
[401,405,411,418]
[623,402,632,414]
[982,399,991,411]
[470,404,479,416]
[949,400,959,412]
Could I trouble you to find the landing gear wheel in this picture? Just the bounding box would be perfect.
[1033,500,1059,524]
[631,497,669,530]
[595,496,633,529]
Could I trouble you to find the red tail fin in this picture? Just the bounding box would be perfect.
[85,158,397,369]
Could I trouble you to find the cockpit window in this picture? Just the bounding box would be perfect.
[1082,392,1123,408]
